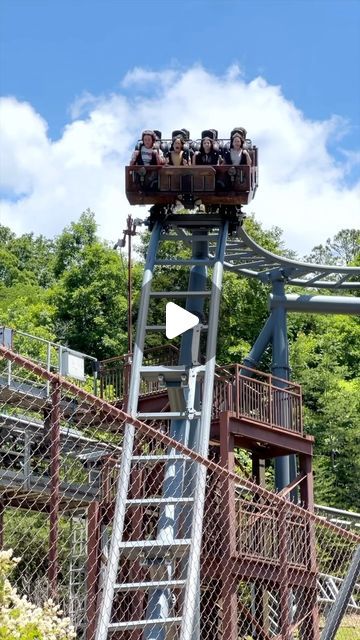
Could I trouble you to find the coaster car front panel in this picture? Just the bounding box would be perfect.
[125,164,258,207]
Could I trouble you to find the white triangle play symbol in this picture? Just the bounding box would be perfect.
[166,302,199,339]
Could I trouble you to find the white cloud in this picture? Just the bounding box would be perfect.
[122,67,179,91]
[0,65,359,255]
[68,91,104,120]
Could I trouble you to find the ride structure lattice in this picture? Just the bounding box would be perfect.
[93,158,360,640]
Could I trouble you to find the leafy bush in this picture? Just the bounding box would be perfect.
[0,549,76,640]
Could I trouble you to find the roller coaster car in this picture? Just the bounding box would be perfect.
[125,146,258,209]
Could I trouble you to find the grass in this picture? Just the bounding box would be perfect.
[335,629,360,640]
[242,630,360,640]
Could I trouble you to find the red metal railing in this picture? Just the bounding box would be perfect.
[99,345,179,402]
[100,460,310,570]
[213,364,303,434]
[99,355,303,434]
[236,498,310,569]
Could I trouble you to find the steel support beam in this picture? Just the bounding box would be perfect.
[270,294,360,315]
[49,381,61,599]
[180,221,229,640]
[95,222,162,640]
[241,314,274,373]
[271,281,291,492]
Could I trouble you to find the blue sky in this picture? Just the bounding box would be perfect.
[0,0,359,254]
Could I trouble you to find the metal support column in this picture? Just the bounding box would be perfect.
[180,221,229,640]
[271,280,291,492]
[95,222,162,640]
[241,314,274,373]
[220,413,238,640]
[49,381,61,599]
[87,502,101,640]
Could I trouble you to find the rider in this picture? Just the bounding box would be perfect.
[165,133,191,166]
[194,130,220,165]
[130,130,164,166]
[221,127,251,166]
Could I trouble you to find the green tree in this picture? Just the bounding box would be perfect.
[290,314,360,509]
[305,228,360,265]
[0,224,55,288]
[53,208,97,278]
[1,212,359,511]
[314,379,360,508]
[52,237,129,359]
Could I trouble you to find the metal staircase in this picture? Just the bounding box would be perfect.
[95,213,230,640]
[318,573,360,612]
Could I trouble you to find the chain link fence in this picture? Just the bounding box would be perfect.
[0,345,359,639]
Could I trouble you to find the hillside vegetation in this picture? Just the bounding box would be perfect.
[0,210,359,511]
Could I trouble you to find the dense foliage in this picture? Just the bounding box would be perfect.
[0,209,143,359]
[0,212,359,510]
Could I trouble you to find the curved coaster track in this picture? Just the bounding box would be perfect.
[162,217,360,289]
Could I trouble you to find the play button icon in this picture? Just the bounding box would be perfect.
[166,302,199,339]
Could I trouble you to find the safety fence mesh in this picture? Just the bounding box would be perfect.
[0,346,359,639]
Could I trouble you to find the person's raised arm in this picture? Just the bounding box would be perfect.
[130,150,139,165]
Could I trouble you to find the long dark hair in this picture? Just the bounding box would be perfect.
[199,137,214,154]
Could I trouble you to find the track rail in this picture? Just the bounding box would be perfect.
[160,218,360,289]
[224,226,360,289]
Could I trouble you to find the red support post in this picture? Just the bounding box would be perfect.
[299,454,320,639]
[235,364,239,417]
[219,412,238,640]
[48,381,61,599]
[278,502,292,640]
[86,501,102,640]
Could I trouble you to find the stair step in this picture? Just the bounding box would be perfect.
[126,497,194,506]
[145,325,167,331]
[140,365,205,382]
[119,539,191,559]
[137,411,201,420]
[160,234,219,242]
[114,579,186,591]
[108,617,182,631]
[145,325,208,331]
[149,291,211,297]
[225,242,247,249]
[167,213,227,229]
[130,454,190,464]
